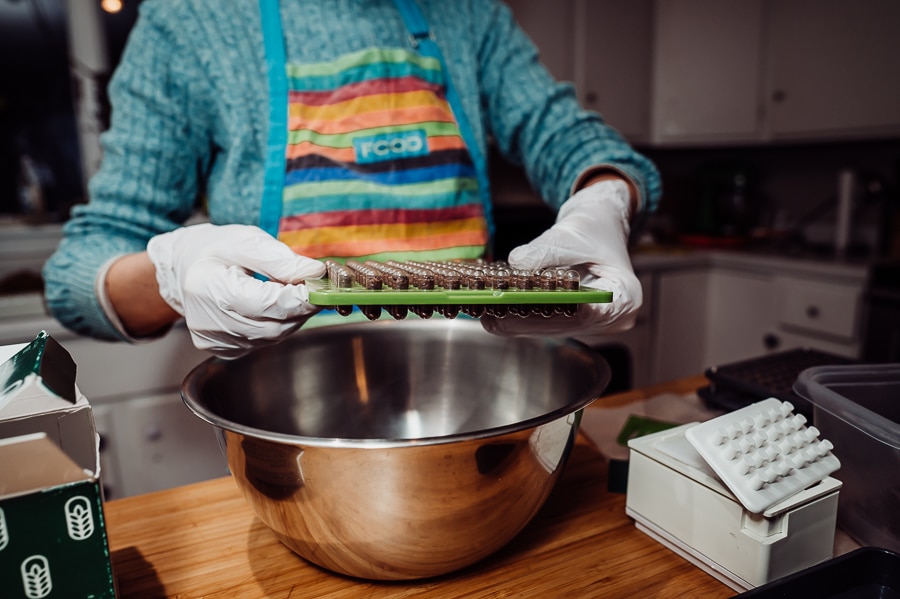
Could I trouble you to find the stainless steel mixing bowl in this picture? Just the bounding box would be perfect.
[181,319,610,580]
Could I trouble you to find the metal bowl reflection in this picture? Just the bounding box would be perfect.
[181,319,610,580]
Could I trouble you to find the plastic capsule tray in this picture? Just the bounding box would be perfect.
[307,259,613,320]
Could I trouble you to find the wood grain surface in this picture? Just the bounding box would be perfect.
[104,375,734,598]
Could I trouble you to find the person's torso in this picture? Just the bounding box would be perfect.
[181,0,491,261]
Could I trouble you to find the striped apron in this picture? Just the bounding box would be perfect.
[259,0,493,263]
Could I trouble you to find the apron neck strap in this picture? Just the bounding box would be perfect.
[259,0,288,238]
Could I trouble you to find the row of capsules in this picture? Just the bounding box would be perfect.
[322,259,582,320]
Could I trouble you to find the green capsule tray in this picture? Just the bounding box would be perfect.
[306,279,612,306]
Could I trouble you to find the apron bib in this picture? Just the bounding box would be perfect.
[259,0,493,263]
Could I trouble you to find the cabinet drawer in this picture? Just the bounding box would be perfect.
[776,277,861,340]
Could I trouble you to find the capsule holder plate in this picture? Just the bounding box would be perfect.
[306,279,613,306]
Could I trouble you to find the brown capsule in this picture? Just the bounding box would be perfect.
[492,269,511,290]
[360,305,382,320]
[387,305,408,320]
[554,267,569,285]
[487,304,509,319]
[416,272,435,290]
[513,269,534,290]
[562,269,581,291]
[444,274,461,290]
[336,305,354,316]
[539,270,557,291]
[335,268,354,289]
[363,272,383,290]
[464,304,485,318]
[512,304,531,318]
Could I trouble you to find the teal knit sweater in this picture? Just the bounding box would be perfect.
[43,0,661,341]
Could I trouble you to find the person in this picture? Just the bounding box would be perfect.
[43,0,661,359]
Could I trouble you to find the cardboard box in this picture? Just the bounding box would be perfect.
[1,433,116,598]
[0,332,117,598]
[0,331,97,473]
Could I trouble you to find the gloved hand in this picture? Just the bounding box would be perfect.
[481,179,641,336]
[147,223,326,359]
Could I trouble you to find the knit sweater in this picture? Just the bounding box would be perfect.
[43,0,661,341]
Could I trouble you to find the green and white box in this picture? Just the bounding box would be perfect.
[0,332,116,599]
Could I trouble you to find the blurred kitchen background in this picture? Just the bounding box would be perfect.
[0,0,898,498]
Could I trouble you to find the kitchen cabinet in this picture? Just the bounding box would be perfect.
[649,266,786,384]
[95,389,228,500]
[650,268,710,384]
[765,0,900,141]
[575,271,655,389]
[107,392,230,498]
[646,253,868,384]
[574,0,653,143]
[510,0,900,146]
[507,0,652,144]
[651,0,900,145]
[650,0,765,145]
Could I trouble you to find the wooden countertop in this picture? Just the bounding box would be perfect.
[104,375,735,598]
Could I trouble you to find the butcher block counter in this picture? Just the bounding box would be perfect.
[104,375,734,598]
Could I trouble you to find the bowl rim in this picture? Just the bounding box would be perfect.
[180,319,611,449]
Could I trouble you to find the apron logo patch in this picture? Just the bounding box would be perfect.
[353,129,429,164]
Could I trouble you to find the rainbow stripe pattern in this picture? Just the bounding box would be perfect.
[277,47,489,262]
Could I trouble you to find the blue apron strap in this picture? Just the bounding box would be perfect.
[258,0,288,238]
[392,0,496,246]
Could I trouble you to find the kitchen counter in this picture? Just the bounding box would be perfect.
[103,375,736,598]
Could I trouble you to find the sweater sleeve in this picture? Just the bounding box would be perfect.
[472,0,661,215]
[42,2,213,341]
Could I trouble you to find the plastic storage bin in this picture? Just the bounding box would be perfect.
[794,364,900,553]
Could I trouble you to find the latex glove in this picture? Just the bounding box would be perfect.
[147,223,326,359]
[482,179,641,336]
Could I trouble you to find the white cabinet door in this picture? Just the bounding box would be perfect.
[650,263,865,384]
[112,393,230,497]
[575,0,653,143]
[507,0,653,143]
[766,0,900,141]
[650,0,764,145]
[574,270,655,388]
[651,269,710,383]
[703,268,778,366]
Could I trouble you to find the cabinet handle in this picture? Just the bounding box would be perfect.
[144,425,163,442]
[763,333,780,350]
[772,89,786,103]
[585,91,598,104]
[805,305,820,319]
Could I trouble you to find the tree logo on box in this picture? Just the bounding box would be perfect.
[64,496,95,541]
[0,506,8,551]
[21,555,52,599]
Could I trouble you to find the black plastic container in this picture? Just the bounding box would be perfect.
[733,547,900,598]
